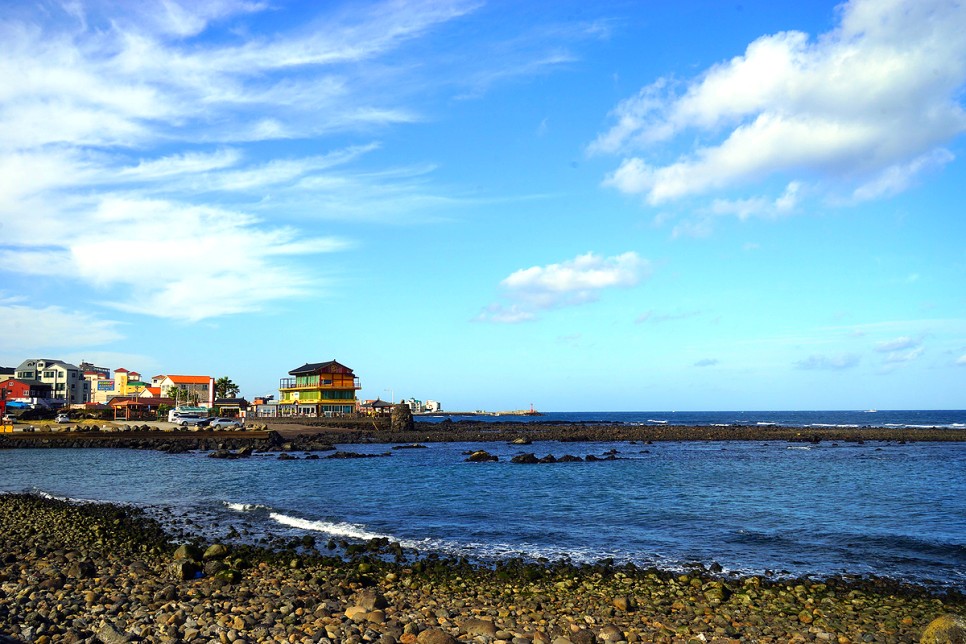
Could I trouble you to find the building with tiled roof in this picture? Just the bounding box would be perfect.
[151,374,215,408]
[278,360,360,417]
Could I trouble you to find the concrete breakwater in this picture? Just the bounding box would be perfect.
[0,493,964,643]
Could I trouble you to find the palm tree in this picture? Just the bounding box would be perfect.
[215,376,240,399]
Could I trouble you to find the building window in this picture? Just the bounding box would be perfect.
[44,371,56,378]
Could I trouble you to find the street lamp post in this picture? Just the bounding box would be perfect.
[385,388,394,404]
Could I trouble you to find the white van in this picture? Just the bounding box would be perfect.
[168,406,209,425]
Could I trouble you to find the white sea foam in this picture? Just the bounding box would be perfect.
[33,489,107,505]
[809,423,859,428]
[224,501,270,512]
[646,419,668,424]
[269,512,398,543]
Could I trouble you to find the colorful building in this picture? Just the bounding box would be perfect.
[152,375,215,408]
[278,360,360,417]
[1,378,52,406]
[88,367,149,404]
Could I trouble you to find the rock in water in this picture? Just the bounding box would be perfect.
[466,450,498,462]
[921,614,966,644]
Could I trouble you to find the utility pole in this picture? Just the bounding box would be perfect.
[385,388,394,404]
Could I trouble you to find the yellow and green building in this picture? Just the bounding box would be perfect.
[278,360,360,417]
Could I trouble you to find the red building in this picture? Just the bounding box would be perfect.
[1,379,51,402]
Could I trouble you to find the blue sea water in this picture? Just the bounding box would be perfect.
[2,417,965,592]
[416,409,966,429]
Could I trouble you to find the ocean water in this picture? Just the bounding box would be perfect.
[417,409,966,429]
[2,434,964,591]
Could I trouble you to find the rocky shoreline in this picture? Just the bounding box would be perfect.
[311,420,966,445]
[1,422,965,453]
[1,494,964,643]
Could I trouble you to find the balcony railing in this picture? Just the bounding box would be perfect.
[279,377,361,389]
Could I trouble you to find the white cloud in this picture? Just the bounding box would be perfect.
[956,354,966,366]
[710,182,802,221]
[795,353,861,370]
[693,358,719,367]
[875,336,921,352]
[0,2,498,322]
[592,0,966,208]
[874,336,925,365]
[882,347,924,364]
[0,299,123,352]
[478,251,649,323]
[503,251,647,306]
[0,196,350,322]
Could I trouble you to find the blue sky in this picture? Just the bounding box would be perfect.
[1,0,964,411]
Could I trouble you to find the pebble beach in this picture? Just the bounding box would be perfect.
[1,493,964,644]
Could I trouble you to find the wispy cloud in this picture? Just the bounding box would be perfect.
[881,347,924,365]
[957,354,966,366]
[477,251,649,323]
[0,1,479,322]
[635,309,700,324]
[875,336,921,353]
[0,298,123,352]
[871,335,925,365]
[693,358,719,367]
[1,1,612,323]
[591,0,966,216]
[0,196,350,322]
[795,353,861,371]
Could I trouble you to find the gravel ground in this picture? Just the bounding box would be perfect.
[0,494,963,643]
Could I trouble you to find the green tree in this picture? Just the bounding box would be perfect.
[165,385,193,405]
[215,376,240,399]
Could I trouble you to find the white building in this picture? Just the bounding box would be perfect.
[14,358,91,406]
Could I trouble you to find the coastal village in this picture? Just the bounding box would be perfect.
[0,358,441,428]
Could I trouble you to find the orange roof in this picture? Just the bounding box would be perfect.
[165,375,212,384]
[145,387,161,396]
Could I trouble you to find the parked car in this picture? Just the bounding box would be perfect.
[208,417,243,429]
[178,416,212,428]
[55,413,70,424]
